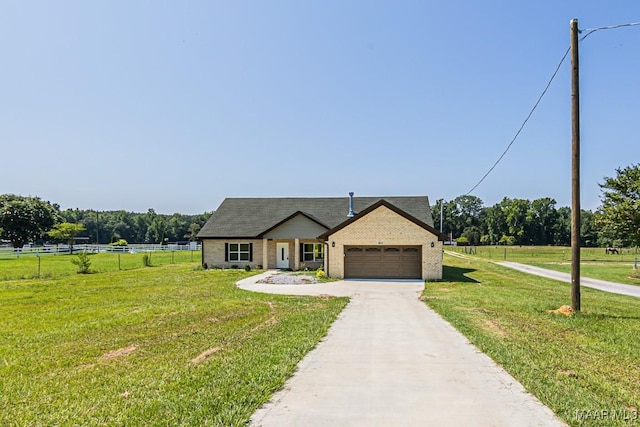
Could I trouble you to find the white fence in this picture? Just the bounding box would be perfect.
[0,243,201,259]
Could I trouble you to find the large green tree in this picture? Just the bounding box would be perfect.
[553,206,572,246]
[483,204,506,245]
[580,210,599,247]
[526,198,558,245]
[184,222,202,241]
[597,164,640,247]
[0,194,59,248]
[497,197,530,245]
[433,195,484,239]
[47,222,86,253]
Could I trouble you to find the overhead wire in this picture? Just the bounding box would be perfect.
[463,20,640,197]
[580,21,640,41]
[464,46,570,195]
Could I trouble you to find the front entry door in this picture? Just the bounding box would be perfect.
[276,242,289,268]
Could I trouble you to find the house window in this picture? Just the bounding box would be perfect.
[227,243,252,261]
[302,243,324,261]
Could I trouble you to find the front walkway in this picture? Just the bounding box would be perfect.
[239,273,565,426]
[499,262,640,298]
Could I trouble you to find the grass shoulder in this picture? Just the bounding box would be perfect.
[423,254,640,426]
[448,246,640,286]
[526,262,640,286]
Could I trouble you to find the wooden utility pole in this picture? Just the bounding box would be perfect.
[570,18,581,312]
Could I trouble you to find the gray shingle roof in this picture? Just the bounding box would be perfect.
[197,196,434,238]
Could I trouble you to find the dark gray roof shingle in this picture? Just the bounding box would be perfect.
[197,196,433,238]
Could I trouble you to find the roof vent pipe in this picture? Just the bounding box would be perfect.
[347,192,355,217]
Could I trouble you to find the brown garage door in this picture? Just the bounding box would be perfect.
[344,246,421,279]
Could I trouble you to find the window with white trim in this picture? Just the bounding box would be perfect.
[303,243,324,261]
[228,243,251,261]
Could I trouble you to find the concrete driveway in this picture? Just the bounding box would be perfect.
[238,273,565,426]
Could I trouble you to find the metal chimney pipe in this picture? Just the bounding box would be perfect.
[347,192,355,217]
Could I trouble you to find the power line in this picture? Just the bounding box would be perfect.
[464,47,570,196]
[580,21,640,41]
[464,20,640,197]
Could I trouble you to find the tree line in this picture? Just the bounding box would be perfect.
[59,208,210,245]
[433,164,640,248]
[0,193,210,248]
[2,164,638,248]
[432,196,595,246]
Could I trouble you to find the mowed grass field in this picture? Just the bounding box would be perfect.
[0,250,201,281]
[0,263,348,426]
[425,254,640,426]
[448,246,640,285]
[5,247,640,426]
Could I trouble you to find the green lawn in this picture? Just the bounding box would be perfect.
[0,264,348,426]
[448,246,640,286]
[0,250,201,281]
[424,254,640,426]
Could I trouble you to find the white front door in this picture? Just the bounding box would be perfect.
[276,242,289,268]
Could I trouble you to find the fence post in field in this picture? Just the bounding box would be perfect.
[118,253,121,270]
[503,247,506,261]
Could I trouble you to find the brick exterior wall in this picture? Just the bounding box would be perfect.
[202,239,263,269]
[325,205,443,280]
[202,238,324,270]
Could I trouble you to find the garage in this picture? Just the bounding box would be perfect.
[344,245,422,279]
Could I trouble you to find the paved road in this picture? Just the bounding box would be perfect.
[498,262,640,298]
[238,273,565,426]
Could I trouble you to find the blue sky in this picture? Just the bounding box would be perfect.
[1,1,639,214]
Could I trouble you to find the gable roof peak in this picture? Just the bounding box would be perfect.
[318,199,446,241]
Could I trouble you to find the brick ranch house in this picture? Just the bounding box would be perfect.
[196,195,445,280]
